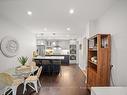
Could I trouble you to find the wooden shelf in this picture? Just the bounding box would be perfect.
[88,60,97,65]
[88,48,97,51]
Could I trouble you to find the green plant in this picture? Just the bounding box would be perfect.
[18,56,28,65]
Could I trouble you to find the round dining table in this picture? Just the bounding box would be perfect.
[4,65,38,78]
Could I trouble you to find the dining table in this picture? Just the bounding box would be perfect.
[4,65,39,78]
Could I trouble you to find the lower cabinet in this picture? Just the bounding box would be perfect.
[87,67,97,87]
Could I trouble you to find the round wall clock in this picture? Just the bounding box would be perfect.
[0,36,19,57]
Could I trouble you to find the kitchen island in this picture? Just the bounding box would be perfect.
[33,56,65,75]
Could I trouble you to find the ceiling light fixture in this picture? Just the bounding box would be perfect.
[67,27,71,31]
[69,9,74,14]
[27,11,32,16]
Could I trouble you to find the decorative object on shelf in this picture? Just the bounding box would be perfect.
[0,36,19,57]
[91,56,97,63]
[89,39,94,48]
[18,56,28,66]
[101,37,108,48]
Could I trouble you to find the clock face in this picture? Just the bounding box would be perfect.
[1,36,19,57]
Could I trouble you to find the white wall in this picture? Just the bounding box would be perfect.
[0,18,36,72]
[89,0,127,86]
[78,37,87,70]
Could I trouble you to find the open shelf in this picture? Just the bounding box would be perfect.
[88,48,97,51]
[88,60,97,65]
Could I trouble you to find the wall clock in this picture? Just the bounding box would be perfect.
[0,36,19,57]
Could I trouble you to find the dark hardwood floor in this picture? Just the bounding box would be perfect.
[17,65,90,95]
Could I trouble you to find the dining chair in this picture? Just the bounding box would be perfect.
[0,72,24,95]
[30,61,36,67]
[23,66,42,94]
[29,61,37,75]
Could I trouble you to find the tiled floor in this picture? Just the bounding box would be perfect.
[17,65,90,95]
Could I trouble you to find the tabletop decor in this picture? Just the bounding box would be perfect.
[18,56,28,66]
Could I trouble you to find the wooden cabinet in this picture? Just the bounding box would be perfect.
[87,67,97,86]
[87,34,111,87]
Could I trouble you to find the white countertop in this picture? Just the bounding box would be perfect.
[91,87,127,95]
[33,56,64,60]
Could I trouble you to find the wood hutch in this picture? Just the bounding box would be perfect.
[87,34,111,87]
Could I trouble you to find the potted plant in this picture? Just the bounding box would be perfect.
[18,56,28,67]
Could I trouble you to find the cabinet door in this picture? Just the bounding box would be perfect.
[87,67,97,87]
[87,67,92,86]
[92,70,97,86]
[97,49,109,86]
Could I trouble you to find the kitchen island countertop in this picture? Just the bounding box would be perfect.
[33,56,64,60]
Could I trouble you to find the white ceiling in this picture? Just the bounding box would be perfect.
[0,0,117,39]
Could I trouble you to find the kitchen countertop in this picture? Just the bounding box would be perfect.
[33,56,64,60]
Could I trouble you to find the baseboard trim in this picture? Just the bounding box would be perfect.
[78,66,87,84]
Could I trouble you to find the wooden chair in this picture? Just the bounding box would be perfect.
[23,66,42,94]
[29,61,37,75]
[0,73,24,95]
[30,61,36,67]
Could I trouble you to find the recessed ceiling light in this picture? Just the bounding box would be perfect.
[69,9,74,14]
[27,11,32,16]
[44,28,47,31]
[67,27,71,31]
